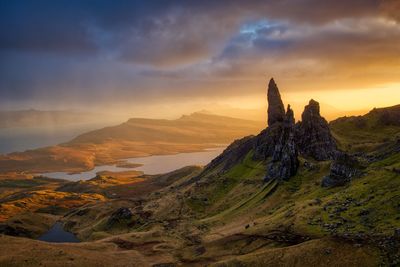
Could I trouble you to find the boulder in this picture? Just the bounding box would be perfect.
[321,153,362,187]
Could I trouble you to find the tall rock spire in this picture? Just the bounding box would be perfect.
[267,78,285,126]
[265,104,299,182]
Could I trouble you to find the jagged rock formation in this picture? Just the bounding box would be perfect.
[296,99,337,160]
[321,153,362,187]
[254,79,292,161]
[206,78,338,184]
[253,124,285,161]
[265,105,299,182]
[267,78,285,126]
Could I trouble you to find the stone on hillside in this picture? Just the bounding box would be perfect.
[265,105,299,182]
[106,207,132,228]
[321,153,362,187]
[267,78,286,126]
[296,99,337,160]
[0,224,32,238]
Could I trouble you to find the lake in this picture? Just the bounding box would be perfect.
[41,147,225,181]
[38,222,80,243]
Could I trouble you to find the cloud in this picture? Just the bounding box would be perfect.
[0,0,399,109]
[380,0,400,21]
[196,16,400,91]
[0,0,382,64]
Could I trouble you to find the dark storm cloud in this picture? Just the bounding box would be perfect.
[0,0,381,60]
[0,0,399,107]
[0,1,95,53]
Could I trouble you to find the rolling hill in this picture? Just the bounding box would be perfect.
[0,112,265,173]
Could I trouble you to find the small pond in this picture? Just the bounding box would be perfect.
[37,222,79,243]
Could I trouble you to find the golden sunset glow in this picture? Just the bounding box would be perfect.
[0,0,399,122]
[1,2,400,265]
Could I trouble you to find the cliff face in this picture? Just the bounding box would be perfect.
[263,80,337,182]
[321,152,362,187]
[265,105,299,182]
[230,79,337,184]
[296,99,337,161]
[207,78,339,183]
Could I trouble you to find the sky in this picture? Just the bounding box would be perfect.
[0,0,399,120]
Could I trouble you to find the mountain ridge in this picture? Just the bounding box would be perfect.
[0,112,265,173]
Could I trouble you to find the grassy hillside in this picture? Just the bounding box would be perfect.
[2,141,392,265]
[50,106,400,265]
[330,105,400,153]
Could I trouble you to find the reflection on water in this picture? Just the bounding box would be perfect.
[38,222,80,243]
[130,148,225,174]
[41,147,225,181]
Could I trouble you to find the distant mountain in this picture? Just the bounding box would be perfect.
[199,106,267,122]
[69,112,265,145]
[0,112,265,173]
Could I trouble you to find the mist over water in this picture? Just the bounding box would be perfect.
[0,122,112,154]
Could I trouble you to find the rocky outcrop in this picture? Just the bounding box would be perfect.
[267,78,286,126]
[321,153,362,187]
[106,207,132,229]
[204,78,340,184]
[254,79,289,160]
[367,138,400,163]
[0,224,32,238]
[253,123,285,161]
[296,99,337,160]
[265,105,299,182]
[205,135,255,172]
